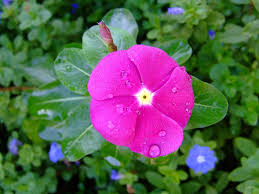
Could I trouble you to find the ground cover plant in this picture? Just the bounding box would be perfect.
[0,0,259,193]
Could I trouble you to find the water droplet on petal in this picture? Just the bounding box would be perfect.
[149,144,161,157]
[66,65,72,72]
[120,70,128,79]
[185,108,190,113]
[125,80,132,88]
[116,104,124,114]
[108,94,113,98]
[108,121,115,129]
[158,130,166,137]
[172,87,177,93]
[136,110,141,115]
[185,102,190,106]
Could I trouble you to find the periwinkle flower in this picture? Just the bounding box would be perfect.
[208,30,215,40]
[88,45,194,158]
[110,170,123,180]
[186,144,218,174]
[49,142,64,163]
[71,3,79,14]
[2,0,12,6]
[168,7,185,15]
[8,138,22,155]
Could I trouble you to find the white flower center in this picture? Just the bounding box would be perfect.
[135,88,153,105]
[197,155,206,163]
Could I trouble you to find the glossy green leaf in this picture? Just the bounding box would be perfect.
[185,77,228,130]
[103,8,139,40]
[82,25,136,67]
[28,81,87,121]
[60,103,105,161]
[159,40,192,65]
[54,48,93,95]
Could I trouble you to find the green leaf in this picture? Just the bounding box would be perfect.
[18,2,52,30]
[185,77,228,130]
[54,48,93,95]
[253,0,259,12]
[159,40,192,65]
[231,0,250,4]
[218,24,250,43]
[28,81,87,121]
[234,137,257,156]
[101,142,132,166]
[145,171,165,188]
[61,103,105,161]
[103,8,139,40]
[82,25,136,67]
[237,180,259,193]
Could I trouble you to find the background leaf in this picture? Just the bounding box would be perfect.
[103,8,139,40]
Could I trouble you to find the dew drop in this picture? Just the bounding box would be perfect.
[149,144,161,157]
[107,121,115,129]
[136,110,141,115]
[120,70,128,79]
[108,94,113,98]
[172,87,177,93]
[158,130,166,137]
[125,80,132,88]
[116,104,124,114]
[185,102,190,106]
[185,108,190,113]
[65,65,72,72]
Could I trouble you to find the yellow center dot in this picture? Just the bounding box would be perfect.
[136,88,153,105]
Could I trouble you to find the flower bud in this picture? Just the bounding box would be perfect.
[98,21,117,52]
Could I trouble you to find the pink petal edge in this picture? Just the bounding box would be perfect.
[129,106,183,158]
[127,45,179,92]
[88,50,142,101]
[152,66,194,128]
[90,96,139,146]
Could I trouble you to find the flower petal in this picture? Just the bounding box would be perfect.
[152,66,194,128]
[127,45,178,92]
[88,50,142,100]
[90,96,139,146]
[129,106,183,158]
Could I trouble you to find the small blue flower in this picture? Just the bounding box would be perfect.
[49,142,64,163]
[110,170,123,180]
[8,138,22,155]
[208,30,215,40]
[186,144,217,174]
[71,3,79,15]
[168,7,185,15]
[2,0,12,6]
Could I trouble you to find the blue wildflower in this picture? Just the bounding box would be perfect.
[110,170,124,180]
[186,144,217,174]
[208,30,215,40]
[2,0,12,6]
[8,138,22,155]
[71,3,79,15]
[168,7,185,15]
[49,142,64,163]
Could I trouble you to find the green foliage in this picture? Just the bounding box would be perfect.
[0,0,258,193]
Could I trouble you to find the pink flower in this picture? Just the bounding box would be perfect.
[88,45,194,158]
